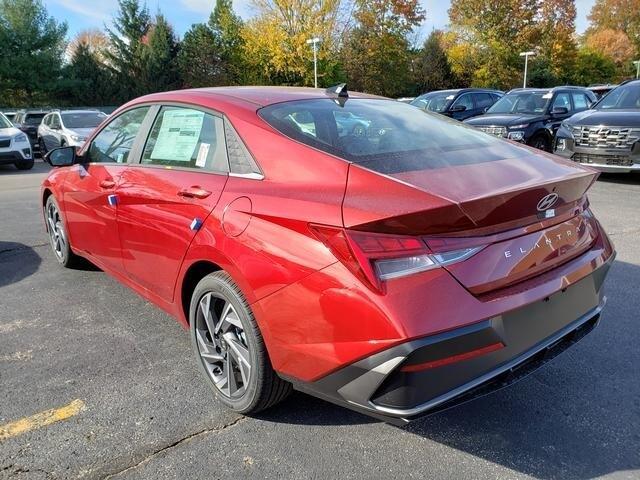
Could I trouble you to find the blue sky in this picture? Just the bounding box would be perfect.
[45,0,597,40]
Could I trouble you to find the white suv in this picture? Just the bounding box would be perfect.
[38,110,107,153]
[0,112,33,170]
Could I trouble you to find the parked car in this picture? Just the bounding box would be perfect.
[410,88,504,120]
[2,111,17,123]
[588,84,618,99]
[13,109,49,153]
[38,109,107,153]
[554,79,640,173]
[0,112,34,170]
[464,86,597,151]
[42,86,614,424]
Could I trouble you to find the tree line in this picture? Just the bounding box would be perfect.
[0,0,638,108]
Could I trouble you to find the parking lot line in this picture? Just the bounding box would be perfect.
[0,399,85,441]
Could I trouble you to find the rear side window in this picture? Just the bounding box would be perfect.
[474,93,494,109]
[141,106,228,172]
[259,98,518,173]
[572,93,589,110]
[224,119,262,176]
[87,107,150,163]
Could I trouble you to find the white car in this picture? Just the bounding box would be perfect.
[38,110,107,152]
[0,112,33,170]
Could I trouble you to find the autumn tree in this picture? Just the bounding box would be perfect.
[342,0,425,96]
[68,28,108,61]
[415,30,455,93]
[242,0,344,86]
[534,0,578,83]
[585,28,636,67]
[587,0,640,53]
[448,0,538,89]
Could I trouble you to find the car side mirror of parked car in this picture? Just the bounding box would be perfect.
[450,105,467,112]
[550,106,569,116]
[46,146,76,167]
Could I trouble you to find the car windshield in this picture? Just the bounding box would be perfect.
[259,98,518,174]
[24,113,46,125]
[595,83,640,110]
[0,114,12,129]
[62,112,107,128]
[410,92,455,113]
[487,92,550,115]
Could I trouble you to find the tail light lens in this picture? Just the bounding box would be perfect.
[310,225,481,292]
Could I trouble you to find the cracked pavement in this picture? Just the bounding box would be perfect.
[0,162,639,479]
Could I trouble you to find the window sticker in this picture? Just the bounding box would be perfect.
[196,143,210,168]
[150,110,204,162]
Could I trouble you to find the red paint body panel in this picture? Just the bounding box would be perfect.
[41,87,615,391]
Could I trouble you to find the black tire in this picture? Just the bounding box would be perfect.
[39,137,47,155]
[528,133,552,152]
[190,271,291,414]
[44,195,82,268]
[15,159,34,170]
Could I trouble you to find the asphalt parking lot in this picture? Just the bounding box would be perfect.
[0,160,639,480]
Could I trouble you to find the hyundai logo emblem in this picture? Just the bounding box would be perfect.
[537,193,559,211]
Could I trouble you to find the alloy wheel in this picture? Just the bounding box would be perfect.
[46,201,67,261]
[195,292,251,399]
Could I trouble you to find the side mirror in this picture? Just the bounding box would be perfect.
[46,146,76,167]
[450,104,467,112]
[551,106,569,116]
[483,106,490,113]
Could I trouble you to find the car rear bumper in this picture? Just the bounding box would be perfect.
[290,254,613,425]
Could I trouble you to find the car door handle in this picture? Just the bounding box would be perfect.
[99,179,116,189]
[177,186,212,199]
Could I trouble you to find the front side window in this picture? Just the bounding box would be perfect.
[141,106,228,172]
[552,93,572,112]
[596,83,640,110]
[451,94,473,110]
[488,92,550,115]
[260,98,520,174]
[87,107,150,163]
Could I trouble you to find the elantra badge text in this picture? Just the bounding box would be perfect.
[504,230,574,259]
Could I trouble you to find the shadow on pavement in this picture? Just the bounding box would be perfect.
[0,241,41,287]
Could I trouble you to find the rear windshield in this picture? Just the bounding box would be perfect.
[259,98,512,173]
[24,113,46,125]
[62,112,107,128]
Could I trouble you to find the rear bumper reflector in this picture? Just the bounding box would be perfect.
[400,341,505,372]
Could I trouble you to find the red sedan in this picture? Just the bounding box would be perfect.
[41,86,614,424]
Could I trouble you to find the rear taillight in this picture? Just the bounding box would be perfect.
[310,225,481,292]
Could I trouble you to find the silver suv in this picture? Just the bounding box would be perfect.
[38,110,107,153]
[0,112,33,170]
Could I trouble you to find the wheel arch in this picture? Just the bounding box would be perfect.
[180,260,223,325]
